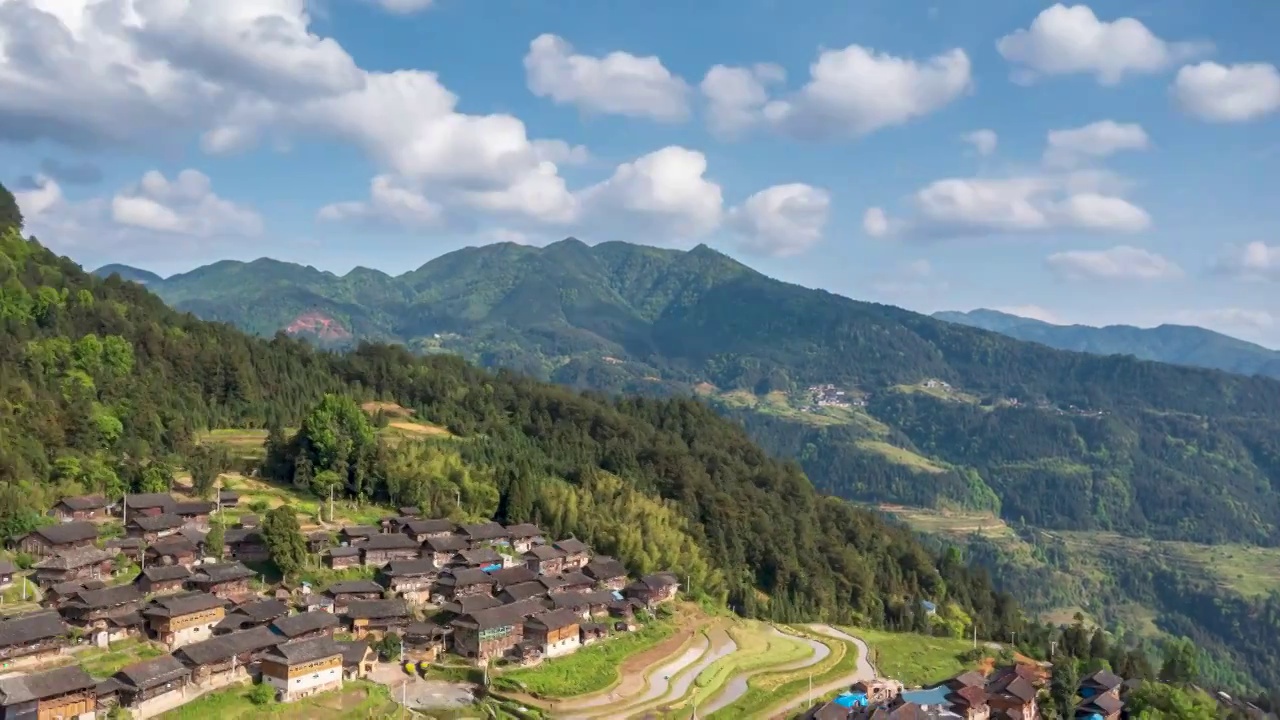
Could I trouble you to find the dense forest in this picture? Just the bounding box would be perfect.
[0,209,1024,637]
[101,239,1280,549]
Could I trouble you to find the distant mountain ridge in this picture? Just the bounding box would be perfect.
[934,308,1280,380]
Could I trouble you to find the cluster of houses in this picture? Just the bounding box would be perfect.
[804,384,866,410]
[0,492,680,718]
[811,666,1145,720]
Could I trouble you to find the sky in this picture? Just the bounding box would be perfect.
[1,0,1279,346]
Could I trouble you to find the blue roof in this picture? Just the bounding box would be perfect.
[902,686,951,706]
[835,693,868,708]
[920,600,937,611]
[480,563,502,572]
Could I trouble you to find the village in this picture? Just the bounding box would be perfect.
[0,491,679,718]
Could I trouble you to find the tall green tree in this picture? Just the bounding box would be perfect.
[261,506,308,578]
[1159,637,1199,684]
[205,519,225,561]
[187,445,228,499]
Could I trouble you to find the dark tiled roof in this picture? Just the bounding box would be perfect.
[489,566,537,587]
[524,545,566,561]
[503,523,542,538]
[583,556,627,580]
[258,635,343,665]
[107,611,145,628]
[50,579,106,596]
[327,580,384,596]
[0,665,94,704]
[106,537,146,550]
[66,584,143,609]
[337,640,372,667]
[499,582,547,603]
[231,599,289,622]
[547,590,616,610]
[34,546,114,569]
[271,611,339,638]
[125,493,176,510]
[361,533,419,551]
[344,599,409,619]
[191,562,254,584]
[28,521,98,545]
[457,548,502,565]
[422,534,468,552]
[174,501,215,516]
[460,522,508,541]
[404,519,455,535]
[339,526,379,539]
[526,608,580,631]
[58,495,109,511]
[174,625,280,666]
[439,567,494,588]
[218,491,240,503]
[131,513,185,532]
[144,591,229,618]
[115,654,189,690]
[990,675,1038,703]
[634,572,679,590]
[397,506,422,517]
[559,571,594,586]
[140,565,192,582]
[179,527,208,545]
[0,559,15,575]
[1081,669,1125,692]
[949,685,989,708]
[553,538,588,555]
[454,598,544,630]
[148,536,198,556]
[0,611,67,647]
[327,546,360,558]
[1080,691,1124,715]
[537,575,569,592]
[949,671,987,689]
[238,514,260,527]
[382,559,439,577]
[450,594,502,614]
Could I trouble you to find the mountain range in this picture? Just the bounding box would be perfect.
[935,308,1280,381]
[90,238,1280,689]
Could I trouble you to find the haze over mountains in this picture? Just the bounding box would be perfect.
[83,238,1280,689]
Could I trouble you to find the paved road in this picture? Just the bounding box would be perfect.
[700,627,830,716]
[763,625,877,719]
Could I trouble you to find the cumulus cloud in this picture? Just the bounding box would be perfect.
[1213,241,1280,281]
[1046,245,1182,281]
[961,129,998,156]
[866,173,1151,241]
[576,146,722,240]
[700,63,786,139]
[110,170,263,237]
[726,183,830,257]
[997,4,1211,85]
[318,175,445,230]
[762,44,972,139]
[1173,62,1280,123]
[523,34,691,122]
[1043,120,1149,167]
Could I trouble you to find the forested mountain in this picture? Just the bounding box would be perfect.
[96,240,1280,548]
[935,308,1280,380]
[0,218,1025,635]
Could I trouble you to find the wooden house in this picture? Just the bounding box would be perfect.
[325,580,384,613]
[459,521,510,547]
[624,572,680,607]
[188,562,255,600]
[359,533,420,566]
[947,686,991,720]
[172,625,280,685]
[987,673,1039,720]
[145,536,199,567]
[338,526,379,545]
[52,495,109,522]
[435,567,496,600]
[135,565,192,596]
[583,556,628,591]
[103,654,191,713]
[257,636,344,702]
[325,545,360,569]
[579,622,608,645]
[550,571,595,595]
[552,539,590,570]
[238,514,260,529]
[343,599,410,638]
[212,599,289,636]
[0,611,67,669]
[143,592,230,649]
[422,534,469,566]
[337,641,376,680]
[523,545,566,576]
[32,546,114,586]
[488,565,537,592]
[172,501,214,529]
[127,513,185,542]
[221,528,270,562]
[449,599,544,664]
[123,493,176,518]
[306,531,331,553]
[16,521,97,557]
[397,506,422,518]
[0,665,96,720]
[402,622,448,662]
[547,590,615,620]
[453,547,503,569]
[524,608,582,658]
[439,593,502,617]
[377,559,439,602]
[497,581,548,605]
[271,611,339,642]
[503,523,543,554]
[218,490,240,507]
[42,579,106,608]
[58,584,145,632]
[106,536,146,562]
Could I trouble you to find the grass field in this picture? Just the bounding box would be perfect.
[76,638,166,676]
[852,628,975,687]
[498,618,678,697]
[684,621,812,708]
[855,441,946,474]
[158,680,398,719]
[703,628,854,719]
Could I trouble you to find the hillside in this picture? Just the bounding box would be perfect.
[935,308,1280,380]
[97,240,1280,547]
[1,222,1025,636]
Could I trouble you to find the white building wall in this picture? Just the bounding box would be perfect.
[264,666,343,701]
[544,634,581,659]
[170,621,216,648]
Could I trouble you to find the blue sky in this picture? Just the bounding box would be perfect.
[2,0,1278,345]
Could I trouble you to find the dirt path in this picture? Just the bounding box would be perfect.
[764,625,877,719]
[700,627,830,716]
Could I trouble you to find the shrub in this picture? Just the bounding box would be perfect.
[248,682,275,705]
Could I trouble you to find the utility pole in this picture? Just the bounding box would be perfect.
[808,672,813,708]
[329,485,335,523]
[972,624,977,649]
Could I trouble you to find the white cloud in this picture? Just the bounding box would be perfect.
[762,44,972,139]
[867,172,1151,241]
[1046,245,1182,281]
[523,34,691,122]
[726,183,830,257]
[1213,241,1280,281]
[961,129,998,156]
[531,140,591,166]
[577,146,722,240]
[368,0,435,13]
[1044,120,1149,167]
[994,305,1063,324]
[1173,62,1280,123]
[110,169,262,237]
[700,63,786,139]
[1173,308,1275,333]
[997,4,1211,85]
[318,175,445,229]
[13,174,64,218]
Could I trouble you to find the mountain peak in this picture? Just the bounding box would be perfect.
[92,264,163,285]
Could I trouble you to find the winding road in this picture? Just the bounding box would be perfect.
[699,627,831,716]
[763,625,877,719]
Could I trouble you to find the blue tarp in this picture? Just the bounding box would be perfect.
[835,693,868,708]
[611,590,624,600]
[480,563,503,572]
[902,687,951,706]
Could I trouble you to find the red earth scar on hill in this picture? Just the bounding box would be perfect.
[284,311,353,341]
